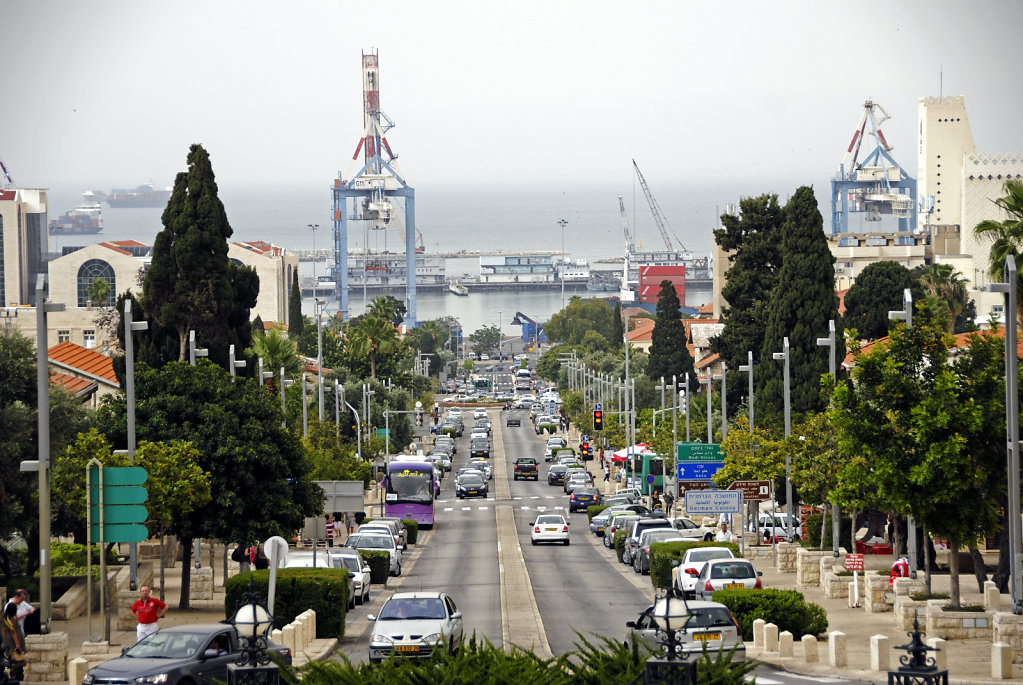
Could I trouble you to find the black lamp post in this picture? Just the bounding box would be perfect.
[888,616,948,684]
[227,579,279,685]
[643,590,698,684]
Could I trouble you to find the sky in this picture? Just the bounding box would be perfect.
[3,0,1022,194]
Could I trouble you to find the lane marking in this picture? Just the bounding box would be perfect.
[443,507,453,512]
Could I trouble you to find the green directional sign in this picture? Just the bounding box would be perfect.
[676,442,725,463]
[87,486,148,505]
[88,466,148,487]
[89,523,149,543]
[86,465,149,543]
[89,505,148,524]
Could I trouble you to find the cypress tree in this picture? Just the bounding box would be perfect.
[610,301,624,348]
[843,261,917,340]
[758,186,843,417]
[647,280,695,384]
[288,269,303,337]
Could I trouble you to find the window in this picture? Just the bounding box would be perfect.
[58,330,70,343]
[77,259,116,307]
[83,330,96,349]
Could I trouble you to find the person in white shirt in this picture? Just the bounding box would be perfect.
[715,522,735,543]
[4,589,35,633]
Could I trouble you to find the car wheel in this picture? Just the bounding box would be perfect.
[564,539,570,546]
[396,563,402,576]
[531,539,537,546]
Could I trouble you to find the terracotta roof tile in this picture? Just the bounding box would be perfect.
[50,371,95,395]
[48,341,118,387]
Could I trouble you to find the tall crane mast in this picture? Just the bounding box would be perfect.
[632,159,686,252]
[618,195,635,253]
[0,156,15,189]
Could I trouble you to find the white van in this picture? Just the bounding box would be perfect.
[750,512,803,541]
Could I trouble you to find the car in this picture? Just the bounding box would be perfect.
[473,418,492,433]
[547,464,569,486]
[670,517,717,542]
[751,513,804,541]
[367,592,463,663]
[672,547,737,599]
[440,420,463,437]
[694,558,763,599]
[506,415,521,427]
[513,457,539,481]
[454,467,485,487]
[589,504,651,535]
[622,518,674,564]
[344,532,402,576]
[569,487,602,512]
[470,439,491,459]
[626,600,746,661]
[530,513,570,545]
[632,530,687,575]
[430,452,452,472]
[480,354,489,360]
[473,408,488,420]
[467,458,492,479]
[374,517,411,549]
[358,520,405,551]
[564,472,592,495]
[457,474,488,499]
[328,549,373,605]
[82,624,292,685]
[546,436,567,449]
[434,436,456,454]
[604,513,640,548]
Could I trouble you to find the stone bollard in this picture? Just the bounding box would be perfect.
[308,609,317,640]
[829,631,847,668]
[282,623,297,657]
[763,623,779,652]
[925,637,946,671]
[985,581,1002,611]
[189,567,214,601]
[993,641,1013,679]
[69,657,90,685]
[870,634,890,672]
[802,635,818,663]
[753,618,766,649]
[25,631,69,682]
[779,631,793,657]
[270,628,283,647]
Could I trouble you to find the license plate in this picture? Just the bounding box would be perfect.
[545,527,558,532]
[468,490,478,495]
[693,632,721,641]
[725,583,744,589]
[597,526,604,532]
[396,645,419,653]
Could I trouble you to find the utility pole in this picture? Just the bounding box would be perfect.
[816,320,840,557]
[316,299,325,420]
[556,219,568,310]
[888,289,917,577]
[772,337,792,540]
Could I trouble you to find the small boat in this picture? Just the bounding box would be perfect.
[448,281,469,296]
[106,182,172,208]
[49,191,103,235]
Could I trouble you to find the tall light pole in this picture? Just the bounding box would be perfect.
[309,223,320,300]
[188,330,208,366]
[816,320,839,557]
[123,297,147,591]
[772,337,792,540]
[315,299,324,421]
[556,218,568,310]
[888,289,917,576]
[720,362,728,440]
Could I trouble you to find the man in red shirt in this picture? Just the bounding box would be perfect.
[131,586,167,642]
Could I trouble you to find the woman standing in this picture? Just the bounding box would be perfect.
[2,602,26,681]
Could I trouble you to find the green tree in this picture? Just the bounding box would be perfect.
[541,296,615,345]
[646,280,695,385]
[842,261,917,341]
[974,180,1023,326]
[96,361,321,608]
[288,270,303,337]
[759,187,843,417]
[368,295,406,327]
[247,327,302,381]
[346,315,398,380]
[468,325,501,355]
[610,301,624,349]
[138,144,259,365]
[913,264,975,333]
[86,277,112,307]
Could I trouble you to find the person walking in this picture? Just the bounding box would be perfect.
[3,589,36,634]
[130,585,167,643]
[346,511,355,536]
[603,465,610,482]
[324,514,335,548]
[1,602,26,682]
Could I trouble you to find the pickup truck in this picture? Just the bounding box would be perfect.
[513,457,539,481]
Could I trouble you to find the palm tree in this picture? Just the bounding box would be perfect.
[975,179,1023,326]
[914,264,969,332]
[367,295,406,327]
[348,315,397,380]
[246,327,302,379]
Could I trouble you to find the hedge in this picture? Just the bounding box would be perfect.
[361,550,392,584]
[587,505,609,523]
[614,530,629,562]
[802,513,853,549]
[648,541,742,591]
[224,568,348,639]
[51,542,119,567]
[711,588,828,640]
[402,519,419,545]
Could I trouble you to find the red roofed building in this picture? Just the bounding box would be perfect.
[48,340,120,407]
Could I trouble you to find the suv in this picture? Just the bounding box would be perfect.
[547,464,569,486]
[622,517,674,565]
[514,457,539,481]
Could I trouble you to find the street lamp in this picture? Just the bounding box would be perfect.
[888,290,918,577]
[188,330,208,366]
[309,223,320,300]
[315,298,325,421]
[227,578,278,685]
[816,319,840,557]
[772,337,793,541]
[630,590,698,682]
[556,218,568,310]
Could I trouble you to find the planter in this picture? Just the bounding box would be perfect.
[925,599,992,639]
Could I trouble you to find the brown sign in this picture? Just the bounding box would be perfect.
[727,479,772,501]
[678,480,713,494]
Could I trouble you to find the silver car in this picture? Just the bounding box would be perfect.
[368,592,463,663]
[328,549,372,605]
[343,532,401,576]
[694,559,763,599]
[626,600,746,661]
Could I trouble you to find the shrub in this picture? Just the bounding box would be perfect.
[402,519,419,545]
[50,542,118,568]
[649,541,742,590]
[712,588,828,640]
[803,513,853,549]
[614,530,629,562]
[224,568,348,639]
[587,505,609,523]
[361,550,391,584]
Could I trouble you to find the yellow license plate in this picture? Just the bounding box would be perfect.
[597,526,604,532]
[725,583,744,589]
[693,632,721,641]
[396,645,419,653]
[545,527,558,532]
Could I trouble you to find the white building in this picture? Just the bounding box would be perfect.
[0,187,48,307]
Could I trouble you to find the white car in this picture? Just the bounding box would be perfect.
[368,592,463,662]
[530,513,570,546]
[473,408,488,420]
[447,407,463,418]
[694,558,763,600]
[344,532,402,577]
[672,547,737,599]
[751,513,804,541]
[467,458,492,480]
[329,549,373,605]
[670,517,717,542]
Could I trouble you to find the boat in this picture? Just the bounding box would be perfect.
[106,182,172,208]
[586,272,619,292]
[448,281,469,296]
[49,191,103,235]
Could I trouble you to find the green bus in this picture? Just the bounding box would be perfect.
[626,453,666,496]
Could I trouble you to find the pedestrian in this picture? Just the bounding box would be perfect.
[604,465,610,482]
[889,556,910,585]
[1,602,26,682]
[663,490,674,515]
[324,514,335,548]
[346,511,355,535]
[230,544,250,572]
[651,489,662,510]
[3,589,36,634]
[716,522,735,543]
[130,585,167,643]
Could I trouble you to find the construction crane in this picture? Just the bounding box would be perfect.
[618,195,635,253]
[0,156,15,189]
[632,159,686,252]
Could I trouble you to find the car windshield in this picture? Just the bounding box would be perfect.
[461,476,484,486]
[710,562,755,579]
[646,531,681,543]
[339,556,362,572]
[124,630,210,659]
[379,597,447,620]
[691,549,734,563]
[536,515,565,525]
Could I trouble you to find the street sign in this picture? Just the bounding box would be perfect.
[88,466,148,487]
[646,474,655,484]
[676,443,725,463]
[594,403,602,410]
[727,479,772,501]
[87,466,150,543]
[678,480,713,493]
[89,523,149,543]
[89,505,147,524]
[845,554,865,571]
[684,490,741,515]
[86,486,148,505]
[676,462,725,480]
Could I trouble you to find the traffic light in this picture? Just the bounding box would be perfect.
[415,409,423,427]
[679,389,687,412]
[592,409,603,431]
[581,442,590,460]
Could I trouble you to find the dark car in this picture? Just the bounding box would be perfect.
[506,416,521,427]
[569,487,602,512]
[470,439,491,459]
[457,474,488,499]
[547,464,569,486]
[82,624,291,685]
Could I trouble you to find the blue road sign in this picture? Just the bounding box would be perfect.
[595,402,602,410]
[677,462,725,480]
[646,474,655,484]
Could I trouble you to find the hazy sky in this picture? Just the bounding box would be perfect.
[3,0,1021,193]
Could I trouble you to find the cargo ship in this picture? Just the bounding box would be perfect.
[106,182,172,208]
[49,191,103,235]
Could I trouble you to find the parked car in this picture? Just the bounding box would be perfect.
[82,624,291,685]
[751,512,803,541]
[669,517,717,542]
[367,592,463,663]
[631,530,687,575]
[672,547,737,599]
[328,549,373,604]
[626,601,746,661]
[569,487,602,512]
[343,532,402,576]
[358,521,405,551]
[530,514,570,545]
[694,558,763,600]
[589,504,651,535]
[373,517,410,549]
[622,518,674,565]
[604,513,641,549]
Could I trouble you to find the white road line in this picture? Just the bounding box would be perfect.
[443,507,453,512]
[530,496,540,499]
[520,506,530,510]
[513,497,522,500]
[537,506,547,512]
[479,506,489,510]
[462,507,471,511]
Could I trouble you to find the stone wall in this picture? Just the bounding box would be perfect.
[796,549,837,589]
[864,573,892,614]
[895,597,928,633]
[189,568,214,601]
[925,599,992,640]
[776,543,798,573]
[23,632,67,684]
[993,612,1023,664]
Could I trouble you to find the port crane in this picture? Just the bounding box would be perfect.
[633,159,686,252]
[618,195,635,253]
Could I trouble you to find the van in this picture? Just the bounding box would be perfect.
[751,512,803,541]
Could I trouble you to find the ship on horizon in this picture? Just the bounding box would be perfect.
[106,182,172,208]
[49,191,103,235]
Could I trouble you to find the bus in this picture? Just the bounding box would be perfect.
[514,368,532,392]
[384,460,438,527]
[471,374,491,393]
[626,453,666,496]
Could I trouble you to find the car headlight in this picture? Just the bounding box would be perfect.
[135,674,169,684]
[421,633,443,645]
[370,634,393,645]
[82,675,94,685]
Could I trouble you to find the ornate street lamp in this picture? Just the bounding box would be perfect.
[227,578,279,685]
[642,590,698,684]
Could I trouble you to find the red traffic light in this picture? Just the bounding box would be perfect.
[593,410,603,431]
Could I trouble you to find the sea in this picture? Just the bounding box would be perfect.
[43,180,819,333]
